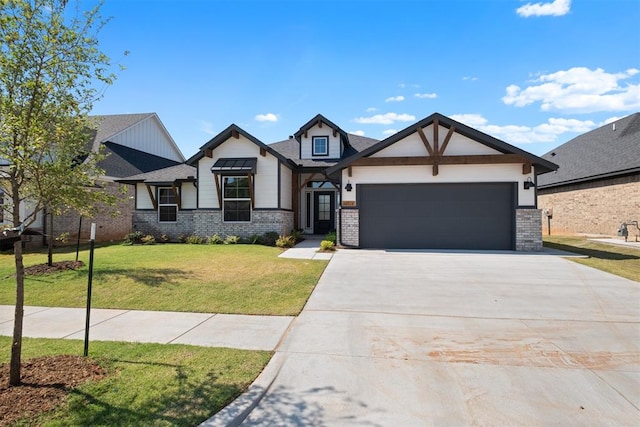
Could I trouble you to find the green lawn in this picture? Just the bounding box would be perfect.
[1,337,270,426]
[0,244,328,315]
[544,235,640,282]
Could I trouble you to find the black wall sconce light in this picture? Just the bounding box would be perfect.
[345,181,353,192]
[523,177,536,190]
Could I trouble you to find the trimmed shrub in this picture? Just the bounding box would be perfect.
[141,235,156,245]
[325,231,337,245]
[290,229,304,243]
[260,231,279,246]
[224,235,240,245]
[276,235,296,248]
[185,235,205,244]
[246,234,262,245]
[207,234,224,244]
[122,231,144,245]
[320,240,336,251]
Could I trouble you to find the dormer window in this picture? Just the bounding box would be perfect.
[312,136,329,156]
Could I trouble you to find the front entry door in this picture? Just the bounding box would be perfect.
[313,192,335,235]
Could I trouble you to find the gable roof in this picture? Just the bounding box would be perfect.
[99,142,182,178]
[293,114,350,147]
[116,163,196,186]
[325,112,558,176]
[537,112,640,188]
[269,133,380,168]
[186,124,295,167]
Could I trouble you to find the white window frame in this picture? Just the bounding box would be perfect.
[158,187,178,223]
[222,176,252,223]
[312,136,329,156]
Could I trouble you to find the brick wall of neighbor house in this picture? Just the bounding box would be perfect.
[52,182,134,244]
[132,210,195,239]
[193,210,293,238]
[538,175,640,236]
[339,208,359,247]
[515,208,543,251]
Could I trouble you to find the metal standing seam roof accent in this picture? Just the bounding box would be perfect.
[211,158,257,173]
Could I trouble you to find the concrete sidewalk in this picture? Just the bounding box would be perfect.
[278,238,334,260]
[0,305,293,351]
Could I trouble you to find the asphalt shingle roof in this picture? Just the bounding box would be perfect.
[538,112,640,188]
[116,163,197,184]
[99,142,182,178]
[269,134,380,168]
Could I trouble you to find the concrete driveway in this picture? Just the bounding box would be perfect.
[210,249,640,426]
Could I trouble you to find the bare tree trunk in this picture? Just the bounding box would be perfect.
[9,239,24,386]
[48,211,53,266]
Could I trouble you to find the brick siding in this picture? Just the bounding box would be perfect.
[515,208,543,251]
[338,208,359,247]
[132,209,293,241]
[51,181,134,244]
[538,174,639,236]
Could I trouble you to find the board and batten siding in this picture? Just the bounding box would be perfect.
[299,125,342,159]
[197,135,280,209]
[280,163,293,210]
[342,125,536,207]
[108,115,183,162]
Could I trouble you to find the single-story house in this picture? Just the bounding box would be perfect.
[1,113,186,245]
[120,113,558,251]
[537,112,640,237]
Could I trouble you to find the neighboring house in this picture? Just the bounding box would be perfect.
[120,113,557,251]
[538,112,640,237]
[1,113,186,246]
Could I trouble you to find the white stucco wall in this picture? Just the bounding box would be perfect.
[300,125,341,159]
[181,183,197,209]
[136,183,154,209]
[341,125,536,206]
[136,182,197,210]
[197,135,280,209]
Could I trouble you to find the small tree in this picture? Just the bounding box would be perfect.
[0,0,119,386]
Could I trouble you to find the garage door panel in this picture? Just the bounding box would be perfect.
[358,183,514,250]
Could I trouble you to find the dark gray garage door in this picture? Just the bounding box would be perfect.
[358,183,515,250]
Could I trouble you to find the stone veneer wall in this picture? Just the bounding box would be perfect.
[515,208,543,251]
[339,208,359,247]
[132,209,293,241]
[538,175,639,236]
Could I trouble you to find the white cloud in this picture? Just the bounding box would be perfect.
[366,107,377,112]
[385,96,405,102]
[255,113,278,122]
[353,112,416,125]
[199,120,217,136]
[450,113,596,144]
[516,0,571,17]
[382,129,398,136]
[462,76,478,81]
[350,130,365,136]
[414,92,438,99]
[502,67,640,113]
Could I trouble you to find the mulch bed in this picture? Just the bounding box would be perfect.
[24,260,84,276]
[0,355,105,426]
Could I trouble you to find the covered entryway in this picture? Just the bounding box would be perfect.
[358,182,515,250]
[313,191,335,235]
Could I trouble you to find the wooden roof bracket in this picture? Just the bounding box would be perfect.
[299,173,320,191]
[171,184,182,210]
[213,174,222,208]
[523,162,532,175]
[145,184,158,210]
[248,173,255,209]
[231,129,240,139]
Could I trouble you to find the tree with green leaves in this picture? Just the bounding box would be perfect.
[0,0,119,386]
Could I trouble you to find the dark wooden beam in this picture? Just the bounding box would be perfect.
[522,162,532,175]
[205,148,213,158]
[171,184,181,210]
[231,129,240,139]
[333,128,338,137]
[145,184,158,210]
[352,154,527,167]
[248,173,255,209]
[347,166,352,177]
[439,126,455,155]
[416,127,434,156]
[213,174,221,208]
[299,172,320,191]
[260,147,266,157]
[318,119,323,128]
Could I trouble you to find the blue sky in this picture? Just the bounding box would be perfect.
[91,0,640,157]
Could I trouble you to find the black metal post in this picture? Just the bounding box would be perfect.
[75,216,82,262]
[83,223,96,357]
